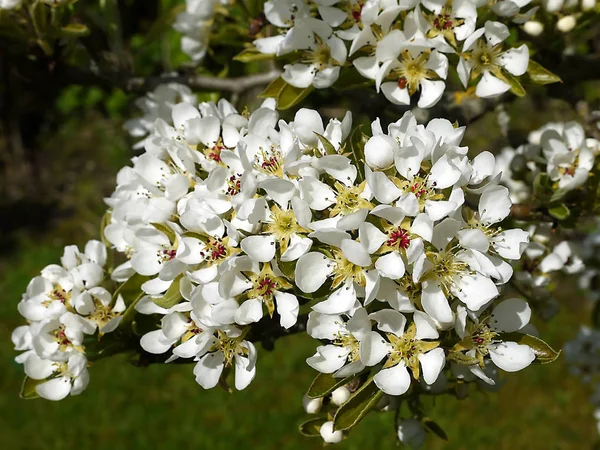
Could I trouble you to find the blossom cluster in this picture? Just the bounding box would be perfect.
[252,0,534,106]
[11,241,124,400]
[107,92,543,417]
[12,95,553,444]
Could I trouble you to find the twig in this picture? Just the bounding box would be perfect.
[125,70,282,94]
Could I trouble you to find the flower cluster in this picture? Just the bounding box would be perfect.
[12,95,558,444]
[11,241,124,400]
[252,0,534,106]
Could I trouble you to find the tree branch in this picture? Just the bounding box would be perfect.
[125,70,282,94]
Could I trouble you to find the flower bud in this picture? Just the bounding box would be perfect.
[397,419,426,449]
[330,386,351,405]
[582,0,596,10]
[556,16,577,33]
[364,134,397,170]
[320,421,343,444]
[302,394,323,414]
[523,21,544,37]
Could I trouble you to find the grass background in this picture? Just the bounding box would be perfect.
[0,99,599,450]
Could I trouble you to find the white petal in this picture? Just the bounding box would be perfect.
[275,291,300,329]
[421,280,454,328]
[457,228,490,253]
[489,342,535,372]
[413,311,439,340]
[234,298,264,325]
[490,298,531,332]
[307,311,345,339]
[312,282,357,314]
[418,347,446,385]
[295,252,333,293]
[374,362,411,395]
[241,235,276,262]
[306,345,349,373]
[376,252,405,279]
[369,309,407,335]
[453,272,499,311]
[359,223,387,253]
[194,352,225,389]
[476,71,510,98]
[479,185,511,225]
[36,377,72,401]
[360,331,389,366]
[341,239,372,267]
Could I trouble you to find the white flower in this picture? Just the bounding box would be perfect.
[0,0,21,9]
[371,309,444,395]
[458,21,529,98]
[24,353,89,401]
[192,327,257,390]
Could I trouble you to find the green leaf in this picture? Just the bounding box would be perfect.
[151,222,176,243]
[424,418,448,441]
[152,275,183,309]
[447,351,480,366]
[348,125,368,182]
[314,133,337,155]
[548,203,570,220]
[299,417,328,437]
[550,188,570,203]
[502,333,561,364]
[307,372,355,399]
[501,70,526,97]
[277,81,314,110]
[533,173,553,200]
[233,47,275,63]
[100,211,111,246]
[332,376,382,432]
[112,273,150,307]
[527,60,562,85]
[60,23,91,37]
[20,376,44,399]
[259,76,287,99]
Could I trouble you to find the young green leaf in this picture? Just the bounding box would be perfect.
[299,417,328,437]
[152,275,183,309]
[548,203,570,220]
[527,61,562,85]
[20,376,44,400]
[307,372,355,399]
[332,376,382,431]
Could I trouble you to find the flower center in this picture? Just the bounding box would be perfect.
[255,146,284,177]
[158,248,177,263]
[386,227,411,250]
[335,331,360,362]
[331,249,367,288]
[226,174,241,197]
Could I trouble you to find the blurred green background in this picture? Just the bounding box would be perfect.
[0,90,598,449]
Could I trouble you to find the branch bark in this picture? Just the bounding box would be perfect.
[125,70,282,94]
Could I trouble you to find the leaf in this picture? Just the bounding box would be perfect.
[299,417,328,437]
[501,70,526,97]
[332,376,382,431]
[152,275,183,309]
[20,376,44,400]
[533,173,553,200]
[277,82,314,110]
[151,222,176,243]
[550,188,570,203]
[259,76,286,99]
[100,211,111,246]
[112,273,150,307]
[548,203,570,220]
[446,351,480,366]
[60,23,91,37]
[314,133,337,155]
[424,418,448,441]
[502,333,561,364]
[527,61,562,85]
[307,372,355,399]
[348,125,368,182]
[233,47,275,63]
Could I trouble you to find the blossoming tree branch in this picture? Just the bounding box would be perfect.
[4,0,600,446]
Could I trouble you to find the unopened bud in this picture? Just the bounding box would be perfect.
[582,0,596,10]
[330,386,351,406]
[320,421,343,444]
[556,15,577,33]
[523,21,544,37]
[302,394,323,414]
[397,419,426,449]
